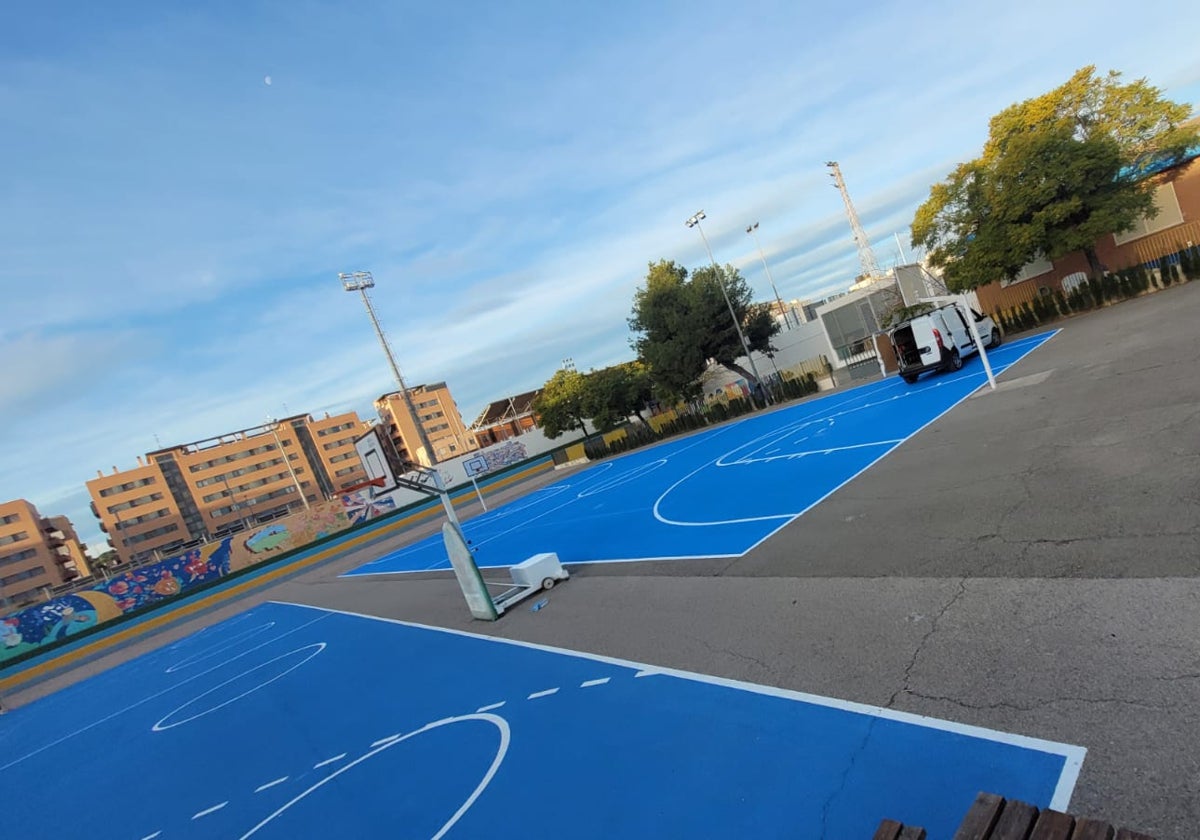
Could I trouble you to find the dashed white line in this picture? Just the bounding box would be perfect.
[371,733,402,747]
[192,801,228,819]
[140,832,162,840]
[313,753,347,769]
[527,688,559,700]
[255,776,289,793]
[476,701,506,713]
[580,677,610,688]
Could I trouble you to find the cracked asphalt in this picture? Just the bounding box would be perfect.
[11,281,1199,837]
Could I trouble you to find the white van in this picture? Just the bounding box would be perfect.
[888,303,1000,384]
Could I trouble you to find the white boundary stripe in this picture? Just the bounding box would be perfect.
[527,687,559,700]
[0,611,333,772]
[343,331,1063,577]
[580,677,610,688]
[272,599,1085,811]
[476,701,505,713]
[254,776,289,793]
[634,670,658,678]
[313,753,347,769]
[370,734,402,747]
[238,713,510,840]
[140,832,162,840]
[192,801,228,819]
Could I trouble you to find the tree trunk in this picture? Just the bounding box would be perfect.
[719,360,759,385]
[1083,246,1104,280]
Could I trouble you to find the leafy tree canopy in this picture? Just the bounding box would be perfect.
[629,259,779,400]
[531,367,591,439]
[913,67,1198,289]
[583,361,655,433]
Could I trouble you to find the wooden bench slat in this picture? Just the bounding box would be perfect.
[898,826,927,840]
[953,792,1006,840]
[1070,819,1115,840]
[1029,809,1075,840]
[991,798,1040,840]
[873,819,903,840]
[1114,829,1155,840]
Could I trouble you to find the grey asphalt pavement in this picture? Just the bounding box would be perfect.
[10,280,1200,838]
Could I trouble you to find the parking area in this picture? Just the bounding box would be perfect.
[5,281,1199,838]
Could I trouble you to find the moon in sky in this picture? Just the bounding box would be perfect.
[264,75,273,86]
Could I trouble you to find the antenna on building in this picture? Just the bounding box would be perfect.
[826,161,882,280]
[153,434,162,449]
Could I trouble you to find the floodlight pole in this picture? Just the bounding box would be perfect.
[686,211,768,408]
[746,222,791,328]
[339,271,437,466]
[920,293,997,390]
[265,416,311,509]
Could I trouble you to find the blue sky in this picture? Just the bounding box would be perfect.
[3,0,1198,551]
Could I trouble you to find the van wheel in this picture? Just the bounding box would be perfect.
[988,328,1002,348]
[944,349,962,372]
[901,373,918,384]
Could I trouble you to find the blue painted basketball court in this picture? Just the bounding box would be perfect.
[0,601,1083,839]
[347,332,1059,576]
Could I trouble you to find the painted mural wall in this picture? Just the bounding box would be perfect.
[0,458,550,666]
[2,538,233,664]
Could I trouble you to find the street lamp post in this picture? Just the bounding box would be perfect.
[265,417,311,510]
[685,211,768,408]
[746,222,792,328]
[339,271,437,467]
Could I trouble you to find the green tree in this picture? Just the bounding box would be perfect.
[913,67,1198,288]
[629,259,779,399]
[531,367,592,439]
[583,361,655,432]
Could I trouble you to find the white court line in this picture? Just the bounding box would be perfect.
[192,801,228,819]
[239,713,510,840]
[152,643,326,731]
[527,687,559,700]
[653,332,1060,529]
[254,776,289,793]
[370,733,402,747]
[0,612,333,772]
[140,832,162,840]
[476,701,505,713]
[313,752,347,769]
[580,677,610,688]
[275,599,1084,812]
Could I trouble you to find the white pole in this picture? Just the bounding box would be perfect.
[895,232,909,265]
[470,475,488,511]
[960,294,997,390]
[430,470,462,530]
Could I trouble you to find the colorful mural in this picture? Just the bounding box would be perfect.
[483,439,528,471]
[339,490,397,525]
[1,539,232,664]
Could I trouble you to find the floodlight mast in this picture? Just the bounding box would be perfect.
[338,270,437,466]
[685,211,768,407]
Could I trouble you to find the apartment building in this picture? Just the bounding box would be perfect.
[87,411,370,565]
[1,499,91,608]
[375,382,476,465]
[470,389,540,448]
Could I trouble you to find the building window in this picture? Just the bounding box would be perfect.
[334,466,359,477]
[98,476,157,497]
[125,524,180,544]
[317,422,354,437]
[1113,182,1184,246]
[0,531,29,546]
[107,492,165,514]
[1,565,48,586]
[427,422,451,433]
[0,514,20,525]
[0,548,39,568]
